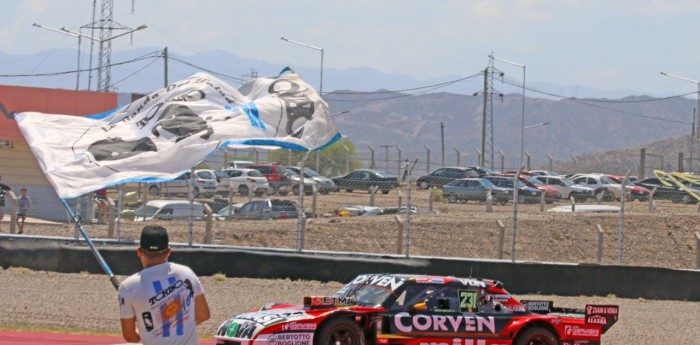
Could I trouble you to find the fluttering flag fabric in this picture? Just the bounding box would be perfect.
[15,71,341,198]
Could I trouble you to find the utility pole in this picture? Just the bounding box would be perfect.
[481,68,488,166]
[440,122,445,167]
[163,46,168,87]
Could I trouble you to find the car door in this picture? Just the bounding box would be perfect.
[385,284,506,341]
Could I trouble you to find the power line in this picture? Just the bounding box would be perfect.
[0,51,160,78]
[167,55,248,84]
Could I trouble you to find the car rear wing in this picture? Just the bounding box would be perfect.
[521,300,618,333]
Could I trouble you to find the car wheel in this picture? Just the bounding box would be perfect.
[316,318,365,345]
[682,194,693,204]
[381,189,390,194]
[238,185,249,196]
[292,185,301,195]
[515,326,558,345]
[447,194,457,204]
[193,187,200,197]
[278,189,289,196]
[603,190,615,202]
[345,188,353,193]
[148,185,160,196]
[419,181,429,189]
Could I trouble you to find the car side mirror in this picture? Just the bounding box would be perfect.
[409,301,427,314]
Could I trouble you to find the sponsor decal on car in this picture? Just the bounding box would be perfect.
[235,310,308,326]
[259,332,314,345]
[281,322,317,331]
[564,325,600,337]
[521,300,553,312]
[351,274,405,290]
[456,278,487,288]
[394,312,496,333]
[585,304,619,332]
[304,296,355,307]
[419,340,501,345]
[216,320,258,339]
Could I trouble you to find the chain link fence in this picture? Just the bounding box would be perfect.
[2,144,700,270]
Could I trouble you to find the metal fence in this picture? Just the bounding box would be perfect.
[2,145,700,271]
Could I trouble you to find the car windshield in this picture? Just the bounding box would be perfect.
[333,282,395,307]
[375,171,396,178]
[302,167,321,177]
[599,176,616,184]
[479,179,496,188]
[133,205,159,217]
[525,176,544,185]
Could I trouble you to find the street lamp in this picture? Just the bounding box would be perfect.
[280,37,324,95]
[660,72,700,172]
[490,54,525,263]
[33,23,147,91]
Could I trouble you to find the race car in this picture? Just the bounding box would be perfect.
[215,273,618,345]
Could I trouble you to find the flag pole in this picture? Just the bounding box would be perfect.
[62,199,120,290]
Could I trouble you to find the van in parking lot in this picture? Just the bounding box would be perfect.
[132,200,206,222]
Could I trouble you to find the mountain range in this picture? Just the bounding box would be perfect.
[1,47,696,174]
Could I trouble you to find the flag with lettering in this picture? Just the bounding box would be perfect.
[15,71,340,198]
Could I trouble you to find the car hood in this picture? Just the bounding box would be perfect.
[217,306,313,340]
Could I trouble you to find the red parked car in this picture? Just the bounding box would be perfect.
[497,173,561,203]
[215,273,618,345]
[606,175,650,201]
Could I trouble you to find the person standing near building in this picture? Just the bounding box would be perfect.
[0,175,11,231]
[118,225,210,344]
[16,188,31,234]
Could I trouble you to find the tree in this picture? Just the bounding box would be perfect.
[267,138,363,176]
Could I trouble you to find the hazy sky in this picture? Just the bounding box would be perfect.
[2,0,700,96]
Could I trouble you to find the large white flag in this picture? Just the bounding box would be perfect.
[16,71,341,198]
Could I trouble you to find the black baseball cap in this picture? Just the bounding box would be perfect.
[140,226,169,251]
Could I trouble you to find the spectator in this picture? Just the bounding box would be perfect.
[16,187,31,234]
[94,188,109,224]
[0,175,11,231]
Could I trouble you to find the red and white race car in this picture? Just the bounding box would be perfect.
[215,273,618,345]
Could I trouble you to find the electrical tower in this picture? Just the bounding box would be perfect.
[82,0,144,91]
[479,55,503,169]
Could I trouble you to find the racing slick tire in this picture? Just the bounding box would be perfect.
[316,317,365,345]
[514,326,558,345]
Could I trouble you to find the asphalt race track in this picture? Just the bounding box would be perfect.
[0,330,216,344]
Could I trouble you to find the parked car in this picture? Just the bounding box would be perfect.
[499,173,561,203]
[225,160,255,169]
[213,203,244,219]
[286,168,321,195]
[214,168,269,196]
[606,175,650,202]
[415,166,479,189]
[332,169,400,194]
[215,273,619,345]
[147,169,218,198]
[635,177,700,204]
[570,173,627,201]
[130,200,206,222]
[528,169,561,176]
[227,199,300,220]
[484,175,542,203]
[246,163,290,195]
[442,177,512,204]
[286,166,338,194]
[533,175,595,202]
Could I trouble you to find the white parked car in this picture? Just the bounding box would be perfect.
[215,168,269,196]
[569,173,628,201]
[147,169,218,198]
[533,175,595,202]
[130,200,206,222]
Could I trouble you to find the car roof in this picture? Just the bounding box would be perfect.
[357,273,501,289]
[145,200,203,207]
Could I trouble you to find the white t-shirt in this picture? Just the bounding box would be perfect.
[118,262,205,345]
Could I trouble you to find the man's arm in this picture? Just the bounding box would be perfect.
[194,293,211,325]
[120,317,141,343]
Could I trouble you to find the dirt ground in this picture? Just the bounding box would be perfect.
[0,268,698,345]
[1,190,699,343]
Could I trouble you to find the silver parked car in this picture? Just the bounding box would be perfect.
[286,166,338,194]
[147,169,218,198]
[533,175,595,202]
